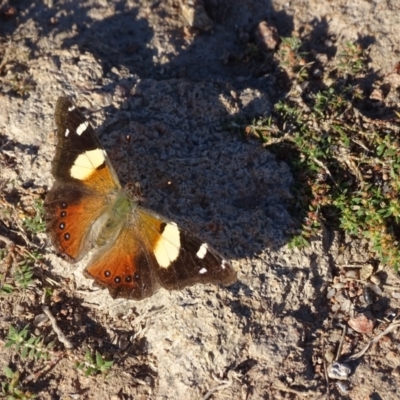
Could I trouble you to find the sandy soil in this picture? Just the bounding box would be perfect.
[1,0,400,399]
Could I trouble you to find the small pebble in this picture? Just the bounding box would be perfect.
[345,270,359,279]
[327,288,336,299]
[327,362,351,380]
[340,298,352,313]
[33,313,49,327]
[370,275,381,285]
[365,282,382,296]
[180,0,213,31]
[332,282,345,289]
[325,349,335,363]
[15,304,25,314]
[255,21,279,51]
[392,366,400,377]
[336,381,350,394]
[348,312,375,333]
[360,264,374,280]
[369,88,384,101]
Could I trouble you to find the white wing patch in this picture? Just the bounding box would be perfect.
[68,105,76,111]
[154,222,181,269]
[196,243,208,259]
[76,121,89,136]
[199,268,207,274]
[70,149,106,180]
[65,128,70,137]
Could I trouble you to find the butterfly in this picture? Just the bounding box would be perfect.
[44,97,237,300]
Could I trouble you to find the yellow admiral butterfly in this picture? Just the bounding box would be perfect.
[44,97,237,299]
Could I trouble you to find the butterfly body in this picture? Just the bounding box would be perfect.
[45,97,237,300]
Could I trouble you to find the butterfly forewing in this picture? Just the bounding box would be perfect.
[45,97,119,261]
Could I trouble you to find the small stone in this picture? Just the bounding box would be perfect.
[386,351,400,367]
[385,67,400,88]
[180,0,213,31]
[33,313,49,327]
[365,282,382,296]
[336,381,350,394]
[325,349,335,363]
[52,289,63,303]
[348,312,375,333]
[332,282,345,289]
[360,264,374,280]
[327,362,351,380]
[392,366,400,377]
[255,21,279,52]
[345,270,358,279]
[370,275,381,285]
[340,298,352,313]
[370,88,384,101]
[335,313,345,320]
[327,288,336,299]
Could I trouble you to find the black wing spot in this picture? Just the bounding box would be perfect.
[159,222,167,234]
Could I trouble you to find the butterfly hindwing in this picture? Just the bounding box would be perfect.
[83,225,160,299]
[136,208,236,291]
[83,207,236,299]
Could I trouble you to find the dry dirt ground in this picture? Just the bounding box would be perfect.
[1,0,400,399]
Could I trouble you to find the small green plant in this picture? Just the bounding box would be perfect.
[234,36,400,270]
[1,367,37,400]
[5,325,54,361]
[10,73,35,97]
[13,263,35,290]
[76,350,113,376]
[0,278,14,294]
[336,41,368,76]
[279,36,305,63]
[15,251,41,290]
[313,87,348,118]
[0,249,14,294]
[278,36,310,80]
[43,287,54,298]
[23,200,45,234]
[0,249,41,294]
